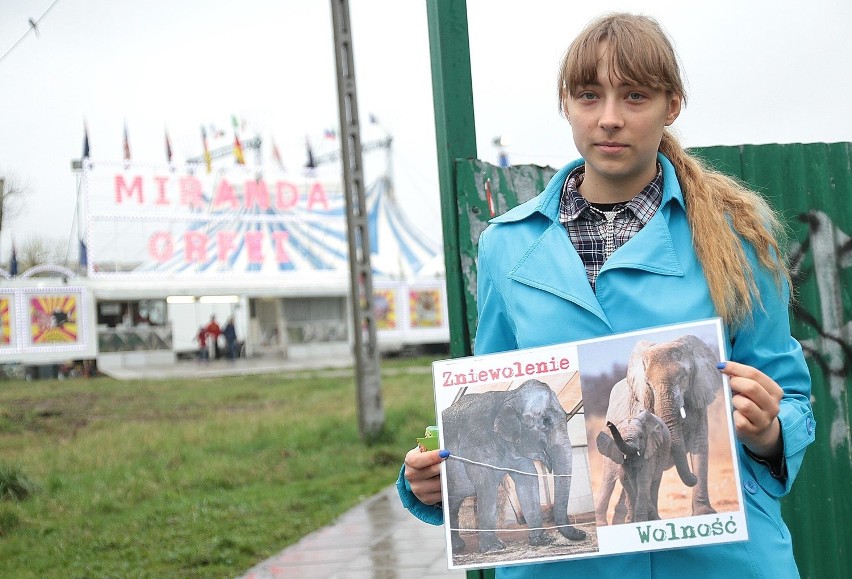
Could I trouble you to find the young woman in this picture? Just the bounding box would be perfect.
[398,12,815,578]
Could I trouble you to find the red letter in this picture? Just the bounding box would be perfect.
[148,232,173,262]
[216,230,238,262]
[306,181,329,210]
[244,231,264,265]
[184,231,208,263]
[245,179,270,210]
[179,176,205,209]
[153,176,170,206]
[212,179,239,209]
[275,181,299,210]
[115,175,144,204]
[271,231,290,264]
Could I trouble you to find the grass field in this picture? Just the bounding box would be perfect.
[0,357,437,578]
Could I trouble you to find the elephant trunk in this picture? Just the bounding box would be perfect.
[662,406,698,487]
[606,421,640,458]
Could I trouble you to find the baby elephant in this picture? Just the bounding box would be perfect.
[442,379,586,554]
[595,410,671,525]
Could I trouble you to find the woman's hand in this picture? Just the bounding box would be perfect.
[718,361,783,459]
[403,447,448,505]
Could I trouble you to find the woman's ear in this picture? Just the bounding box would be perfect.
[665,94,682,126]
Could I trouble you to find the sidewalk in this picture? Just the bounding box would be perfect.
[240,485,464,578]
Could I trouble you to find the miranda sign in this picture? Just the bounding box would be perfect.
[83,161,347,278]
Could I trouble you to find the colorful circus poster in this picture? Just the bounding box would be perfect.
[29,293,79,345]
[373,289,398,330]
[0,297,11,345]
[409,289,442,328]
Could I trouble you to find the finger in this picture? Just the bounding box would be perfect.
[719,362,782,401]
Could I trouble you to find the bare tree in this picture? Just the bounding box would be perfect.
[17,236,68,272]
[0,173,28,255]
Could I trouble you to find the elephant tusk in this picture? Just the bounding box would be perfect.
[680,406,686,419]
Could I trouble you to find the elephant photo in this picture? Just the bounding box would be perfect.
[595,410,671,524]
[441,379,588,555]
[595,334,722,525]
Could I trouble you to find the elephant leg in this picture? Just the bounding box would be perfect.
[690,414,716,515]
[649,474,663,520]
[447,460,474,554]
[612,487,630,524]
[510,469,554,547]
[595,462,619,526]
[474,469,505,553]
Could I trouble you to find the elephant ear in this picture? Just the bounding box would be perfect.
[494,396,522,444]
[627,341,655,409]
[676,335,723,407]
[640,411,670,458]
[596,430,624,465]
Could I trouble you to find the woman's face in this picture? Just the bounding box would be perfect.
[563,45,681,202]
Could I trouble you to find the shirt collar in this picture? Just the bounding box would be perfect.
[559,163,664,225]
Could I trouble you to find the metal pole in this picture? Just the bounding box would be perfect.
[330,0,384,440]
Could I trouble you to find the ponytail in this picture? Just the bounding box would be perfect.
[659,132,790,326]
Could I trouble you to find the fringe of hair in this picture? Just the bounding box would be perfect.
[659,131,790,326]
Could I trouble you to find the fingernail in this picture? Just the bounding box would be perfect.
[439,449,451,459]
[716,362,727,370]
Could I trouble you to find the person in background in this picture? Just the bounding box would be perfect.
[195,326,209,362]
[223,316,238,361]
[206,315,221,359]
[398,12,815,579]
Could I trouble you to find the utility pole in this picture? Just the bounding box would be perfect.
[330,0,384,440]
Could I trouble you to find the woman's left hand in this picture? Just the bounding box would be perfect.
[718,361,783,459]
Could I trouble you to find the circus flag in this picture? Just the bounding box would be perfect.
[29,293,79,344]
[9,241,18,276]
[231,115,245,165]
[272,138,285,171]
[0,297,10,345]
[201,126,212,173]
[165,128,174,163]
[123,121,131,161]
[324,128,337,141]
[82,120,91,159]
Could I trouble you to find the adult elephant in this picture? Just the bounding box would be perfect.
[595,410,671,524]
[598,335,721,525]
[442,379,587,554]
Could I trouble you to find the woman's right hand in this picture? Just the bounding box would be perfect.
[403,447,447,505]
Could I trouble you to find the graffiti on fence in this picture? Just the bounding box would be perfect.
[788,210,852,455]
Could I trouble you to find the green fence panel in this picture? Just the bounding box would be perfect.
[692,142,851,579]
[450,143,850,578]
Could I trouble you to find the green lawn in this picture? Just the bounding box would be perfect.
[0,358,437,578]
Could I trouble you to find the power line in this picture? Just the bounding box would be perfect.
[0,0,63,66]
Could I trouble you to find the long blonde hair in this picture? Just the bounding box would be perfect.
[557,13,790,326]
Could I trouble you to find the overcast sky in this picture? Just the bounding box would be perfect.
[1,0,851,264]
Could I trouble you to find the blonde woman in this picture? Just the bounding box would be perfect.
[399,12,815,578]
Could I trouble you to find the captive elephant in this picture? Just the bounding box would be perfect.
[442,379,587,554]
[596,335,722,526]
[595,410,671,524]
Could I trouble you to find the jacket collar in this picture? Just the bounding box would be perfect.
[491,153,686,327]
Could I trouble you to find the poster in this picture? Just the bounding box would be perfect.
[0,296,11,345]
[433,318,746,570]
[29,293,79,345]
[373,289,398,330]
[409,289,442,328]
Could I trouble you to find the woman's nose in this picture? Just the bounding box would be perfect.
[599,98,624,130]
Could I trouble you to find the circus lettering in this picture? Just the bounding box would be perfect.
[147,229,293,267]
[111,172,329,213]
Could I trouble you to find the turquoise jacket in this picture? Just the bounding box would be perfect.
[397,154,815,578]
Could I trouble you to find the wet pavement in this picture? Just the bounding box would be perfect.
[239,485,464,579]
[99,355,462,578]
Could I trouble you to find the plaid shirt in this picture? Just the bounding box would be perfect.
[558,164,663,291]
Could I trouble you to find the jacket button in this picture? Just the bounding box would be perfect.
[807,417,815,434]
[744,480,758,494]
